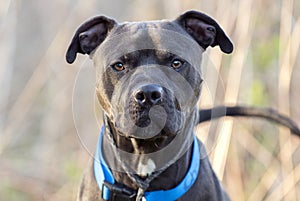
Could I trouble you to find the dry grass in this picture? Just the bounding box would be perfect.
[0,0,299,200]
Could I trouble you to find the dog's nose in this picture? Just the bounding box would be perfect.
[134,84,163,105]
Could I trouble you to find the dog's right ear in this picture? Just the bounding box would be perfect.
[66,16,117,64]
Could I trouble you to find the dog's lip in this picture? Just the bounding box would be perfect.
[114,125,180,140]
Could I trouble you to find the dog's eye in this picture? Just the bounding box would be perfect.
[111,62,125,71]
[171,59,184,69]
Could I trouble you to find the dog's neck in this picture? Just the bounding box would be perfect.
[102,129,192,191]
[102,111,197,191]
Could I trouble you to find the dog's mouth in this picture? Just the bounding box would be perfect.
[129,100,181,127]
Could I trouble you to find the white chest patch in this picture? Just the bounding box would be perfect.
[136,159,156,177]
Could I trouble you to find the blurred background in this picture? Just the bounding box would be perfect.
[0,0,300,200]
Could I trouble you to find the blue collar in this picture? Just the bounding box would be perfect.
[94,126,200,201]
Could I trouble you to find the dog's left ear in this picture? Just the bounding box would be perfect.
[176,10,233,54]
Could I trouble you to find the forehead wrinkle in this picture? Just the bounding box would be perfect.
[93,26,204,78]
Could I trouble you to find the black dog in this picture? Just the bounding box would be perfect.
[66,10,233,201]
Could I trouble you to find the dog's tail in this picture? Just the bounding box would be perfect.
[198,106,300,137]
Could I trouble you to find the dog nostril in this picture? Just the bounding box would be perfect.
[151,91,161,102]
[135,91,146,103]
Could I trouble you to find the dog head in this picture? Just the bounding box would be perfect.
[66,10,233,142]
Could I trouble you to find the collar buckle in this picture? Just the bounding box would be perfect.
[102,181,137,201]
